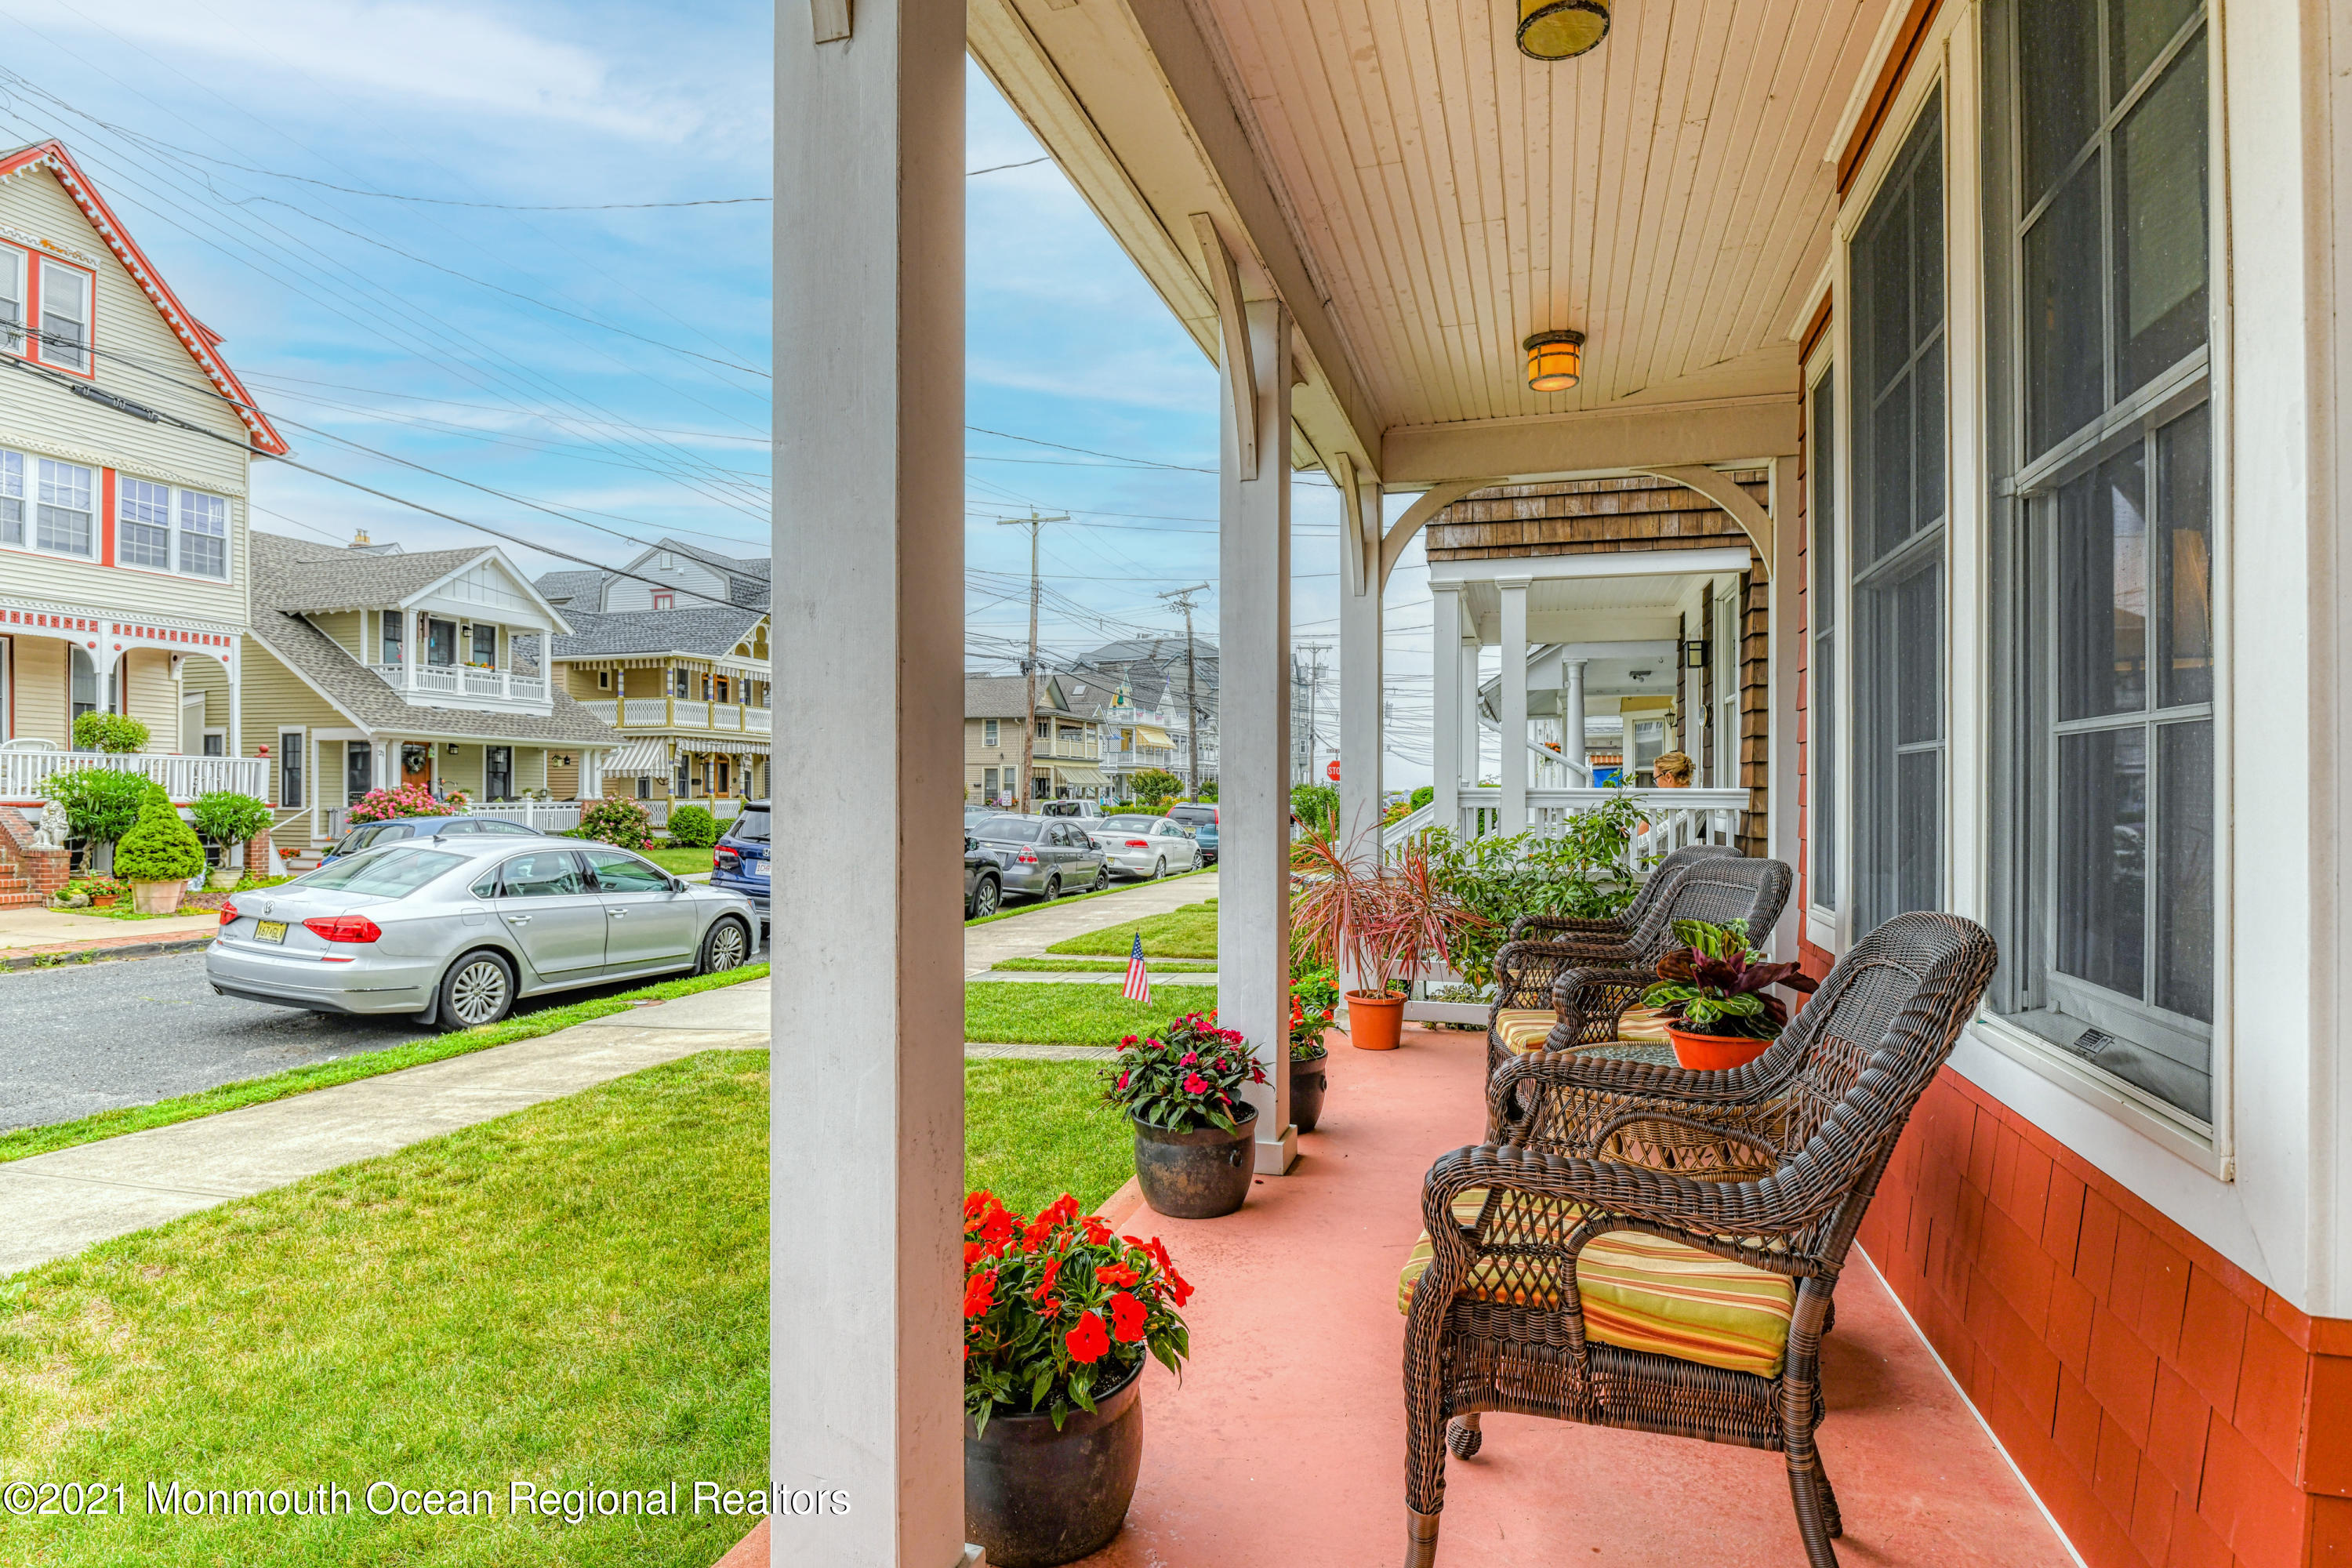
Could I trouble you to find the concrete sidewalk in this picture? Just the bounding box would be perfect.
[963,870,1216,977]
[0,975,771,1279]
[0,902,219,957]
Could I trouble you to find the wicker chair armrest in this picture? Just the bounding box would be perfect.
[1504,911,1626,945]
[1548,965,1656,1044]
[1485,1049,1791,1151]
[1431,1142,1831,1250]
[1490,936,1641,1013]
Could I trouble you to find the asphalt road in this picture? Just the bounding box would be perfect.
[0,937,770,1136]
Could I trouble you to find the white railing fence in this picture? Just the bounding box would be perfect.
[320,800,586,841]
[365,662,550,705]
[0,748,270,802]
[1376,786,1749,873]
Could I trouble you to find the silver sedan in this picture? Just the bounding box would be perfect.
[967,815,1109,902]
[1088,815,1203,880]
[205,837,759,1028]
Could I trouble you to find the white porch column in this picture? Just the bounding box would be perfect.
[1562,657,1588,779]
[224,648,241,761]
[775,2,968,1565]
[1338,488,1383,851]
[1461,635,1483,789]
[1430,583,1463,833]
[1221,296,1296,1175]
[1498,577,1530,832]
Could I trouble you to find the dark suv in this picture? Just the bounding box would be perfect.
[710,802,771,931]
[1164,803,1218,865]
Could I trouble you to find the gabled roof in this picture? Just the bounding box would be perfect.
[967,674,1087,721]
[532,568,606,608]
[550,605,767,660]
[0,140,289,455]
[250,532,572,632]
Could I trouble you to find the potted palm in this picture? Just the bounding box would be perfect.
[1105,1011,1266,1218]
[1641,917,1820,1070]
[1288,967,1337,1132]
[1290,828,1483,1051]
[964,1191,1192,1568]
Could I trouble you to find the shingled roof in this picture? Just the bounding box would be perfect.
[551,605,767,659]
[254,533,499,614]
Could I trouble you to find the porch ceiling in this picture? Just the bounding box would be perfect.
[972,0,1893,482]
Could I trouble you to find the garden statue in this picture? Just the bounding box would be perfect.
[28,799,68,851]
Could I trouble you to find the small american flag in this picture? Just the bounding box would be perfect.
[1121,932,1152,1004]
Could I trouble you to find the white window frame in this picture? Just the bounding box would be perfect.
[983,718,998,748]
[103,470,233,582]
[31,456,95,559]
[1804,344,1842,949]
[0,449,22,549]
[33,256,92,376]
[278,728,307,809]
[117,475,171,570]
[0,245,24,354]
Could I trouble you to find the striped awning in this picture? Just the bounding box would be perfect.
[601,737,671,776]
[1056,765,1109,786]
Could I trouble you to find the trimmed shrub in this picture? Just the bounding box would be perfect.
[581,797,656,851]
[71,712,151,753]
[666,804,719,848]
[1130,768,1181,811]
[191,790,272,849]
[1410,785,1435,811]
[114,794,207,884]
[1290,783,1338,835]
[46,768,155,851]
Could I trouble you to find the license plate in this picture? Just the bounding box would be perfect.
[254,920,288,944]
[753,862,771,879]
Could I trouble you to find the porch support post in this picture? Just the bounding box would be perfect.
[1562,658,1588,779]
[225,647,241,762]
[1462,635,1483,795]
[1430,584,1462,833]
[1220,296,1296,1175]
[775,0,969,1563]
[1338,499,1382,850]
[1498,578,1530,833]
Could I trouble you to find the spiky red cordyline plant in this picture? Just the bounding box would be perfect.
[1290,824,1483,998]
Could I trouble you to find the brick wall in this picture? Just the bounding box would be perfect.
[0,806,72,897]
[242,826,273,877]
[1861,1068,2352,1567]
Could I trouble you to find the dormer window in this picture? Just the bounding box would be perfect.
[653,591,674,611]
[655,552,673,568]
[35,259,89,373]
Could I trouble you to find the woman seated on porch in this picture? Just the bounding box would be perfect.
[1651,750,1693,788]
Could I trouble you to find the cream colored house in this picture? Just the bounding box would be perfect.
[964,673,1104,806]
[0,139,280,808]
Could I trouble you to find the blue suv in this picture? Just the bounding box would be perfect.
[710,801,771,931]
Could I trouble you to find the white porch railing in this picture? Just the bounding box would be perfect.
[642,797,745,829]
[320,801,586,840]
[1378,786,1748,866]
[580,698,772,734]
[366,662,550,704]
[0,748,270,802]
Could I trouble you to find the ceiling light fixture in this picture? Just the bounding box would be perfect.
[1518,0,1610,61]
[1523,328,1585,392]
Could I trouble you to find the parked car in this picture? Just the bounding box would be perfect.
[206,837,758,1027]
[1163,802,1218,865]
[321,815,545,861]
[710,800,771,930]
[965,834,1002,918]
[967,814,1107,902]
[1087,814,1203,881]
[1040,799,1106,822]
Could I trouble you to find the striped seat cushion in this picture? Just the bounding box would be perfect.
[1396,1191,1794,1378]
[1492,1005,1671,1055]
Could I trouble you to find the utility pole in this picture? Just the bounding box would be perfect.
[1295,641,1331,785]
[1158,583,1210,799]
[998,512,1068,812]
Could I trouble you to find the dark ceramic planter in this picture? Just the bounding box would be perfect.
[965,1356,1144,1568]
[1131,1103,1258,1218]
[1290,1047,1328,1134]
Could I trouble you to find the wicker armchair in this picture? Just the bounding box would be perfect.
[1399,912,1998,1568]
[1500,841,1739,947]
[1486,855,1793,1081]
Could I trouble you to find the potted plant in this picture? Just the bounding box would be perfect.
[1640,917,1820,1070]
[1288,967,1337,1133]
[963,1191,1192,1568]
[112,791,208,914]
[1290,829,1483,1051]
[1105,1011,1267,1218]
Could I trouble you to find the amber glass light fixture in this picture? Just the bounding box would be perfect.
[1518,0,1610,60]
[1523,329,1584,392]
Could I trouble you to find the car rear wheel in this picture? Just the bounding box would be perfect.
[441,951,514,1028]
[1152,857,1167,880]
[699,916,750,975]
[968,873,1000,919]
[1091,866,1109,893]
[1040,876,1061,902]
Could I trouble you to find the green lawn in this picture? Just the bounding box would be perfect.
[0,1051,769,1568]
[964,1059,1132,1216]
[990,956,1218,975]
[1044,898,1219,960]
[644,844,718,874]
[965,982,1217,1045]
[964,866,1210,927]
[0,964,771,1167]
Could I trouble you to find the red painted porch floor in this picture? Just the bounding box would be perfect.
[728,1022,2078,1568]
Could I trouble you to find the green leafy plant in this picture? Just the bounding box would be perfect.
[1415,786,1653,989]
[1130,768,1181,811]
[71,712,150,753]
[1640,918,1819,1040]
[190,790,271,853]
[112,795,207,884]
[1410,785,1435,811]
[963,1191,1192,1436]
[666,804,719,848]
[45,768,158,866]
[1289,967,1337,1059]
[1103,1010,1267,1133]
[579,797,656,851]
[1290,782,1338,835]
[1195,780,1218,803]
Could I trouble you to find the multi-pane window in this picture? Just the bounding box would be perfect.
[347,741,374,807]
[118,477,171,568]
[36,260,89,372]
[178,491,227,578]
[0,451,20,546]
[1809,368,1838,912]
[1987,0,2215,1124]
[485,746,513,800]
[280,731,305,808]
[0,249,21,352]
[984,719,999,748]
[380,612,405,666]
[470,623,497,666]
[35,458,93,556]
[1849,93,1947,941]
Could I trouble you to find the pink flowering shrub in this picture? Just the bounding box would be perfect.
[346,784,462,824]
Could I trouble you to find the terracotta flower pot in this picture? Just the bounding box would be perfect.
[1345,989,1406,1051]
[1665,1023,1773,1072]
[89,895,117,909]
[1290,1045,1329,1133]
[964,1356,1144,1567]
[1131,1103,1257,1219]
[130,880,185,915]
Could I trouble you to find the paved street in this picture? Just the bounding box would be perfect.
[0,937,771,1135]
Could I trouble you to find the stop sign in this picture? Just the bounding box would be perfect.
[1326,760,1341,782]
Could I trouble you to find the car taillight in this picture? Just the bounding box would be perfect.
[1016,850,1037,864]
[713,848,741,873]
[220,899,239,927]
[303,915,383,943]
[1125,839,1149,848]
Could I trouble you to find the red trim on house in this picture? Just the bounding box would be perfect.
[1836,0,1947,196]
[20,247,97,382]
[99,466,114,567]
[0,140,289,454]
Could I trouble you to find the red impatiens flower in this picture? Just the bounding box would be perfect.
[1032,1255,1063,1305]
[1083,1218,1113,1246]
[1179,1051,1199,1066]
[1181,1073,1209,1095]
[1098,1260,1138,1287]
[1116,1069,1131,1091]
[963,1271,997,1320]
[1109,1290,1148,1343]
[1065,1312,1110,1364]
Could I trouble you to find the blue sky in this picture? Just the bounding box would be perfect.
[0,2,1432,782]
